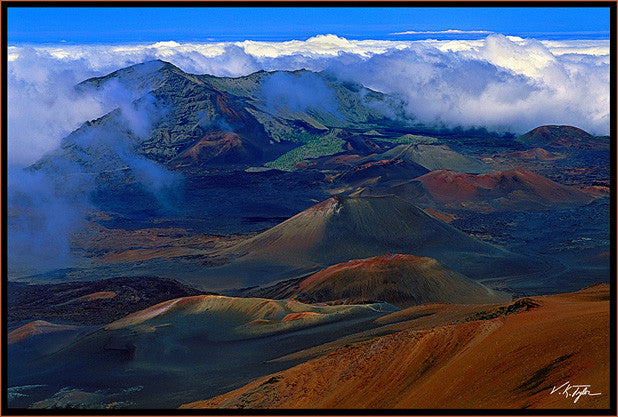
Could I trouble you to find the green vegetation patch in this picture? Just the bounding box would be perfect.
[265,130,346,171]
[374,133,439,144]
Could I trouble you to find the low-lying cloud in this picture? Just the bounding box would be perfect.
[7,164,92,274]
[9,34,609,143]
[327,34,609,134]
[261,71,341,117]
[392,29,493,35]
[7,61,184,275]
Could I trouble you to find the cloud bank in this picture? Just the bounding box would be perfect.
[9,34,609,162]
[328,35,609,134]
[392,29,492,35]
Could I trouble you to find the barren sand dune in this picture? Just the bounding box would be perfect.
[104,294,397,341]
[15,295,397,408]
[8,321,79,345]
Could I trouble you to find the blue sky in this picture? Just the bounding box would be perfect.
[7,6,611,44]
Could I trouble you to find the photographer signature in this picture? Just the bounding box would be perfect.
[550,382,601,403]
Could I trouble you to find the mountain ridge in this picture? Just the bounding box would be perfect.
[35,60,403,178]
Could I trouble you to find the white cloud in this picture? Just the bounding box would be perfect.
[478,35,557,78]
[392,29,492,35]
[7,48,116,166]
[327,35,609,134]
[238,34,409,58]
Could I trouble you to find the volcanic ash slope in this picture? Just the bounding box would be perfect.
[211,196,537,288]
[291,254,510,308]
[10,295,396,408]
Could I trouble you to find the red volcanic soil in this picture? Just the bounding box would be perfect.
[215,91,242,120]
[323,154,366,167]
[282,312,321,322]
[415,170,495,202]
[343,135,388,154]
[580,185,610,198]
[293,160,318,170]
[415,168,593,206]
[74,291,117,301]
[8,321,78,345]
[424,209,457,223]
[171,130,257,166]
[293,254,508,308]
[498,147,564,161]
[182,284,610,409]
[517,125,606,149]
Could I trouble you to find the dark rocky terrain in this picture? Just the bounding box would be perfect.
[7,276,210,327]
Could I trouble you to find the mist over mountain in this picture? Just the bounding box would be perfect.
[34,61,398,173]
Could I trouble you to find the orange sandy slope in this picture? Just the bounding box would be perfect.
[8,321,79,345]
[415,168,593,204]
[182,284,610,409]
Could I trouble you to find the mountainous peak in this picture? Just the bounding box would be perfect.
[48,60,405,175]
[377,143,486,174]
[78,59,183,89]
[212,194,534,287]
[415,167,593,206]
[497,147,563,161]
[135,58,178,71]
[294,253,509,308]
[303,196,341,214]
[419,167,547,184]
[301,254,432,279]
[420,168,467,180]
[288,68,311,75]
[516,125,596,148]
[333,157,429,187]
[169,130,263,168]
[492,168,576,186]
